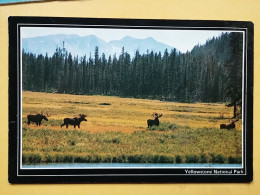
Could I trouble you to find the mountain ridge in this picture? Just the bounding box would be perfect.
[22,34,179,58]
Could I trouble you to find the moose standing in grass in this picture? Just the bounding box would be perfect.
[147,113,163,128]
[61,114,87,129]
[27,112,50,126]
[220,118,239,130]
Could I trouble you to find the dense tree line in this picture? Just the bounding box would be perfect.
[22,32,243,114]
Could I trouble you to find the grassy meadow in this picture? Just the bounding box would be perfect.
[22,91,242,164]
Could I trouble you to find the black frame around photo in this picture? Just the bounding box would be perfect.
[8,16,253,183]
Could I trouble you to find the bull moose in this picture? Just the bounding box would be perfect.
[220,119,239,130]
[147,113,163,128]
[61,114,87,129]
[27,112,49,126]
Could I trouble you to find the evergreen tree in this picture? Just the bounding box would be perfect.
[225,32,243,118]
[67,53,74,93]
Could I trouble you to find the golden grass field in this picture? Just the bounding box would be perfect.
[22,91,241,131]
[21,91,242,164]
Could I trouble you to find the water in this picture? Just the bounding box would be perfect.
[22,163,242,169]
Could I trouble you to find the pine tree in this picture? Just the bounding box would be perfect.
[67,53,74,93]
[225,32,243,118]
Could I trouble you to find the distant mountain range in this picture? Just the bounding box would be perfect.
[22,34,179,58]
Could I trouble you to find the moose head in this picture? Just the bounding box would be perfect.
[79,114,87,121]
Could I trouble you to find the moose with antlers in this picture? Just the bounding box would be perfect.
[27,112,50,126]
[220,118,239,130]
[147,113,163,128]
[61,114,87,129]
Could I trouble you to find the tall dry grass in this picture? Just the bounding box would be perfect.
[22,91,242,164]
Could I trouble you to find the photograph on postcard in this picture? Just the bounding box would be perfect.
[8,17,253,183]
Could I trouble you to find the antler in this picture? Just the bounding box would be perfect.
[232,118,239,122]
[79,114,87,118]
[40,111,50,117]
[229,118,239,123]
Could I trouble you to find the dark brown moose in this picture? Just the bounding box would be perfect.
[220,119,239,130]
[61,114,87,129]
[27,112,49,126]
[147,113,163,128]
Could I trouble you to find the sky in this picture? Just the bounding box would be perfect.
[21,27,232,53]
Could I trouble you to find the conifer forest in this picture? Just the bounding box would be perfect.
[22,32,243,116]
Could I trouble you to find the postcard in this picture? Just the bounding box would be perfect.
[8,17,253,183]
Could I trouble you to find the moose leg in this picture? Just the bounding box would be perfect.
[66,124,68,128]
[27,120,30,125]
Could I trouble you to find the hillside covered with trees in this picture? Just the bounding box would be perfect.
[22,32,243,115]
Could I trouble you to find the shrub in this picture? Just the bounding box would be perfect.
[185,155,200,163]
[159,138,165,143]
[92,156,103,163]
[83,155,93,163]
[112,156,119,163]
[104,138,121,144]
[55,154,65,162]
[126,154,174,163]
[23,153,42,164]
[112,138,121,144]
[175,155,183,163]
[74,156,87,163]
[199,154,209,163]
[102,155,113,163]
[228,156,242,164]
[22,153,29,164]
[64,155,74,163]
[127,155,142,163]
[45,154,56,163]
[150,155,160,163]
[159,155,175,163]
[112,155,128,163]
[210,154,227,163]
[99,103,111,106]
[141,154,155,163]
